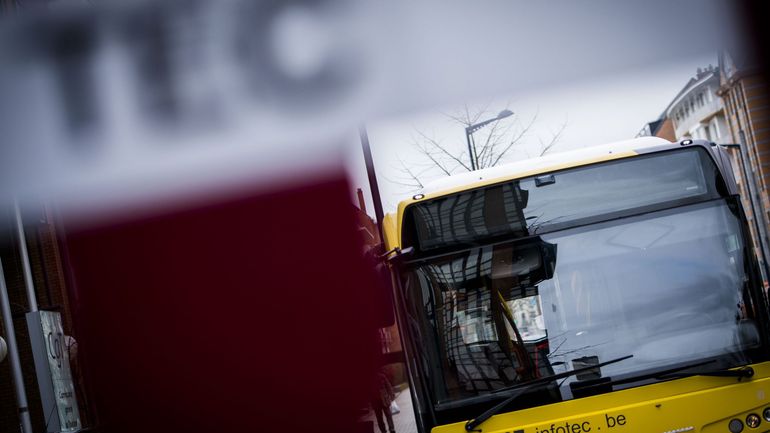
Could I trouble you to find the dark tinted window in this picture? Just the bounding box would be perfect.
[403,147,725,254]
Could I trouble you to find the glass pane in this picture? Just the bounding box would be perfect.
[538,201,756,385]
[403,147,724,254]
[403,199,760,407]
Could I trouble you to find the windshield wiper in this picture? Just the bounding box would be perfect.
[562,360,754,397]
[657,364,754,380]
[464,354,633,432]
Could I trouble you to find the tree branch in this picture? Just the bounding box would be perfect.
[393,105,566,190]
[414,129,472,172]
[490,112,538,167]
[387,156,425,190]
[539,117,568,156]
[478,119,514,168]
[411,138,454,176]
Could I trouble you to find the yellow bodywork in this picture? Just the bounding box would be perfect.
[433,362,770,433]
[382,212,399,252]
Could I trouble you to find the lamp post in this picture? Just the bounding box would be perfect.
[720,143,770,283]
[0,259,34,433]
[465,109,514,171]
[359,125,385,243]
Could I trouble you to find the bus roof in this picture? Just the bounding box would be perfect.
[419,136,671,197]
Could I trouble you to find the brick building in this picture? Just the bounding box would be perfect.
[666,65,731,144]
[641,62,770,279]
[718,50,770,276]
[636,115,676,141]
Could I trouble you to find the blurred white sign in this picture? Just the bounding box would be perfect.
[0,0,741,216]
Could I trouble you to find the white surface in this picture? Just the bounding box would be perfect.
[420,136,671,195]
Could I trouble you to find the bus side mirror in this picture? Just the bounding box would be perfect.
[540,240,557,280]
[496,237,557,285]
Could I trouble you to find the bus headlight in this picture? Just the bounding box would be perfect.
[746,414,761,429]
[729,419,744,433]
[763,408,770,422]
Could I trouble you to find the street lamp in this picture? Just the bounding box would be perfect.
[465,109,514,170]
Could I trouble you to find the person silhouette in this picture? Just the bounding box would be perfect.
[371,367,395,433]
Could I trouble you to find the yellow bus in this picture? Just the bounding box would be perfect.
[382,137,770,433]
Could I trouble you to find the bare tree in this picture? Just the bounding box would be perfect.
[537,114,568,157]
[390,104,567,191]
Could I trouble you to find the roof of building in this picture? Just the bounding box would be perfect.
[647,118,664,135]
[664,66,719,117]
[638,65,721,137]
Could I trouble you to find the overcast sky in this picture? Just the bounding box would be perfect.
[346,53,717,216]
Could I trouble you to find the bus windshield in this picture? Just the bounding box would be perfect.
[398,148,767,415]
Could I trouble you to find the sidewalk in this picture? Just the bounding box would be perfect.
[391,388,418,433]
[366,387,418,433]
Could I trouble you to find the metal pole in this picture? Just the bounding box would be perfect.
[14,200,38,312]
[464,111,512,172]
[470,133,481,169]
[0,259,35,433]
[359,125,386,243]
[465,127,476,171]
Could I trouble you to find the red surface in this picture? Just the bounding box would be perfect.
[63,174,381,432]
